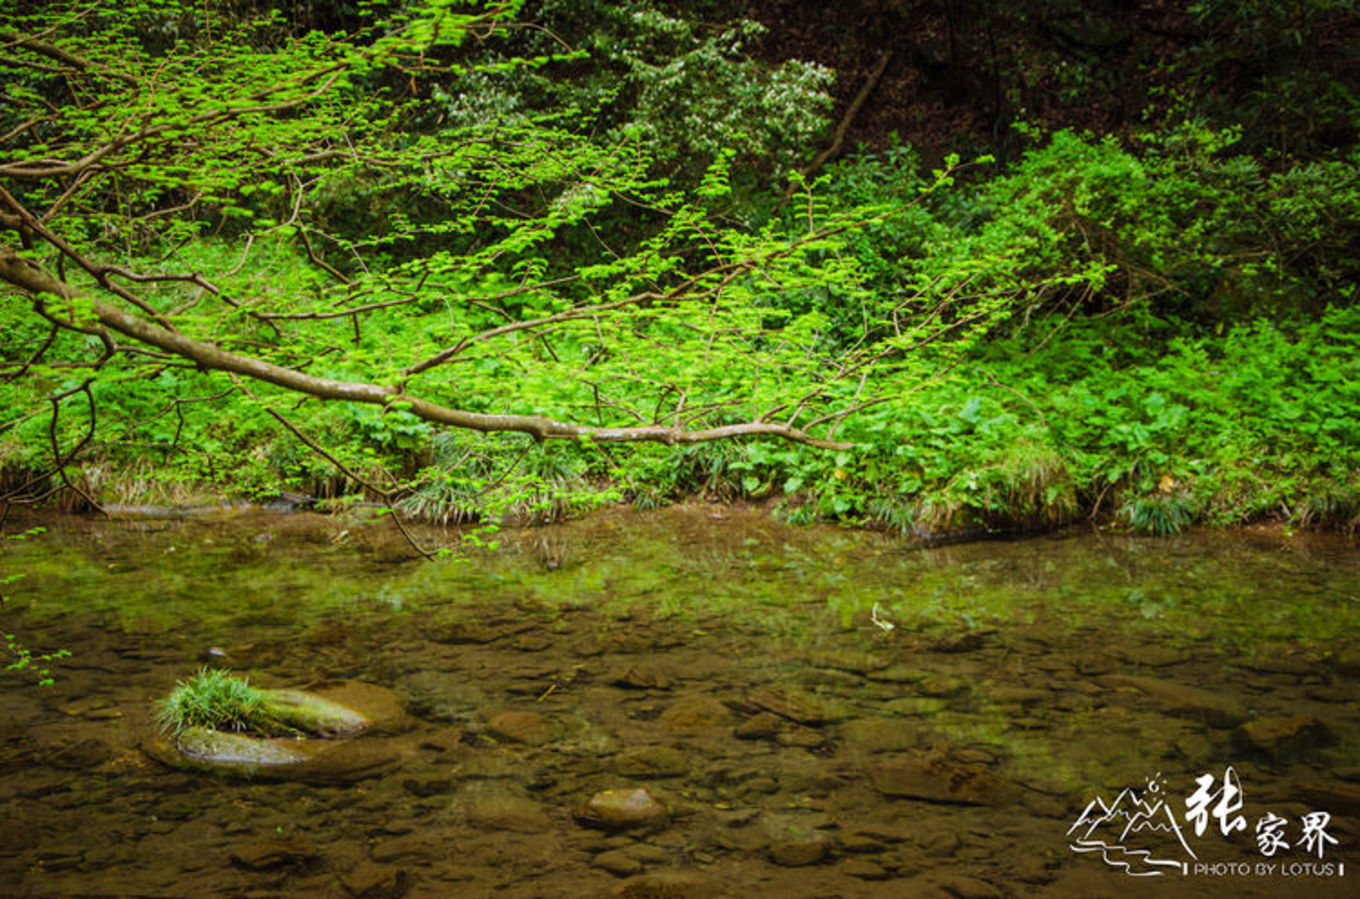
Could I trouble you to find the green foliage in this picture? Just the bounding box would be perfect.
[155,668,287,736]
[397,432,613,525]
[3,632,70,688]
[0,3,1356,542]
[427,1,834,179]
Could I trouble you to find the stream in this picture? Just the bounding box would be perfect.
[1,504,1357,897]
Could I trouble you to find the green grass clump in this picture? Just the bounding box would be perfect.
[1301,487,1360,534]
[156,668,287,736]
[1120,493,1198,536]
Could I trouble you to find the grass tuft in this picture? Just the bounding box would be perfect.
[156,668,288,737]
[1120,493,1197,536]
[1300,486,1360,534]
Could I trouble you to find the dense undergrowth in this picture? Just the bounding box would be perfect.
[3,278,1356,539]
[2,1,1357,541]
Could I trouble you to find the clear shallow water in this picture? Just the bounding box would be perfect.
[1,505,1357,897]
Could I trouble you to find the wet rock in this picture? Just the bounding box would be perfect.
[835,831,885,854]
[733,712,782,740]
[433,619,532,644]
[775,726,828,749]
[613,746,689,779]
[925,873,1004,898]
[928,630,990,653]
[866,665,927,684]
[58,695,121,719]
[1233,715,1330,760]
[743,776,780,795]
[1332,647,1360,676]
[169,727,309,766]
[592,849,643,877]
[768,832,832,866]
[1075,656,1118,676]
[1237,648,1316,676]
[746,687,845,725]
[403,775,453,797]
[867,759,1014,805]
[29,846,85,872]
[916,675,971,698]
[1297,781,1360,818]
[608,665,673,690]
[796,667,863,689]
[303,681,411,735]
[990,687,1047,706]
[842,858,892,880]
[614,870,720,898]
[804,649,888,674]
[1010,857,1055,885]
[1304,685,1353,703]
[659,696,733,730]
[486,710,561,746]
[1113,645,1188,668]
[265,687,372,736]
[370,834,442,865]
[144,728,404,783]
[402,673,486,723]
[229,839,321,872]
[850,822,916,844]
[341,865,411,899]
[465,793,552,833]
[918,830,962,857]
[839,718,924,754]
[623,843,672,865]
[417,726,464,753]
[881,697,949,717]
[45,737,114,770]
[575,788,670,832]
[1100,674,1249,727]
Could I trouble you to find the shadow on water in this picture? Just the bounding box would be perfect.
[1,504,1357,897]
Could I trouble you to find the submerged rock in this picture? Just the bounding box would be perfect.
[173,727,308,766]
[867,759,1014,805]
[575,788,669,832]
[265,688,371,736]
[768,833,832,866]
[146,680,407,782]
[486,710,562,745]
[659,696,733,730]
[1100,674,1249,728]
[592,848,643,877]
[614,870,721,898]
[613,746,689,779]
[1233,715,1330,760]
[465,793,553,833]
[339,865,411,899]
[229,839,322,872]
[746,687,846,726]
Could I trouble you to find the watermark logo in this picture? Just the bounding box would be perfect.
[1069,766,1345,878]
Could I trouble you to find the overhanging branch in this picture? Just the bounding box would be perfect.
[0,249,852,450]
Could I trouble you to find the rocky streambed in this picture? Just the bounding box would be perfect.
[1,506,1357,897]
